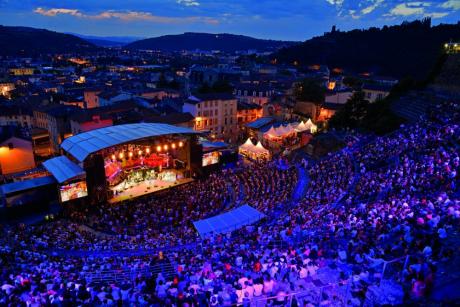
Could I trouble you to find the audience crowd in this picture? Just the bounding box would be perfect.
[1,100,459,306]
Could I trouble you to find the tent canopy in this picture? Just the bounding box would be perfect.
[239,138,255,151]
[193,205,265,238]
[254,141,269,154]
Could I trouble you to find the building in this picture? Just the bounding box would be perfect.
[70,114,114,136]
[325,89,353,105]
[183,93,238,141]
[9,68,34,76]
[31,128,52,159]
[362,84,392,103]
[237,101,263,127]
[294,101,321,122]
[233,83,275,106]
[83,88,103,109]
[0,83,15,98]
[0,105,34,128]
[33,105,80,153]
[0,127,35,175]
[96,91,132,107]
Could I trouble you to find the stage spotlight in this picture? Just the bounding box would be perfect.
[179,141,184,148]
[156,145,162,152]
[171,143,176,149]
[129,152,133,158]
[119,152,124,159]
[146,147,150,154]
[163,144,168,150]
[111,154,116,160]
[138,150,142,156]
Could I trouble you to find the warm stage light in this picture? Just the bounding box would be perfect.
[171,143,176,149]
[111,154,116,160]
[129,152,133,158]
[146,147,150,154]
[163,144,168,150]
[138,150,142,156]
[119,152,124,159]
[156,145,162,152]
[179,141,184,148]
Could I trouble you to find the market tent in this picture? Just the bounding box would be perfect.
[239,138,255,151]
[254,141,270,154]
[295,121,308,132]
[193,205,265,237]
[264,126,279,138]
[305,119,318,133]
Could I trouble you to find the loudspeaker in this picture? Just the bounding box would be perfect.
[84,154,107,204]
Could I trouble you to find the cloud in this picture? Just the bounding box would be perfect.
[441,0,460,10]
[34,7,218,24]
[34,7,83,17]
[385,2,430,17]
[383,1,453,19]
[361,0,384,15]
[325,0,345,8]
[425,11,450,18]
[177,0,200,7]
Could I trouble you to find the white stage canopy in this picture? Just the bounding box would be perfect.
[61,123,201,162]
[193,205,265,238]
[43,156,86,184]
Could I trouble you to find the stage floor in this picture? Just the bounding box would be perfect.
[108,177,194,203]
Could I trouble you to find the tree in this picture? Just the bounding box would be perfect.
[295,78,325,103]
[329,91,369,128]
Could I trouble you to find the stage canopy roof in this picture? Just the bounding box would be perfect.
[0,176,56,195]
[61,123,201,162]
[193,205,265,238]
[43,156,86,183]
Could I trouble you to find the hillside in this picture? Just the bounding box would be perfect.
[432,54,460,93]
[69,33,144,47]
[274,19,460,80]
[125,32,298,52]
[0,26,97,56]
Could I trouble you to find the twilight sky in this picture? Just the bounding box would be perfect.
[0,0,459,40]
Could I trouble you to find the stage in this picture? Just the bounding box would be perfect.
[108,177,194,203]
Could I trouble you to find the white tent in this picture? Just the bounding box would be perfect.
[240,138,255,151]
[239,139,271,161]
[264,126,279,138]
[254,141,270,154]
[305,119,318,133]
[295,121,308,132]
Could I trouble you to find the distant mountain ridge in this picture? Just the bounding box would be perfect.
[68,33,146,47]
[273,19,460,79]
[0,25,97,56]
[125,32,299,52]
